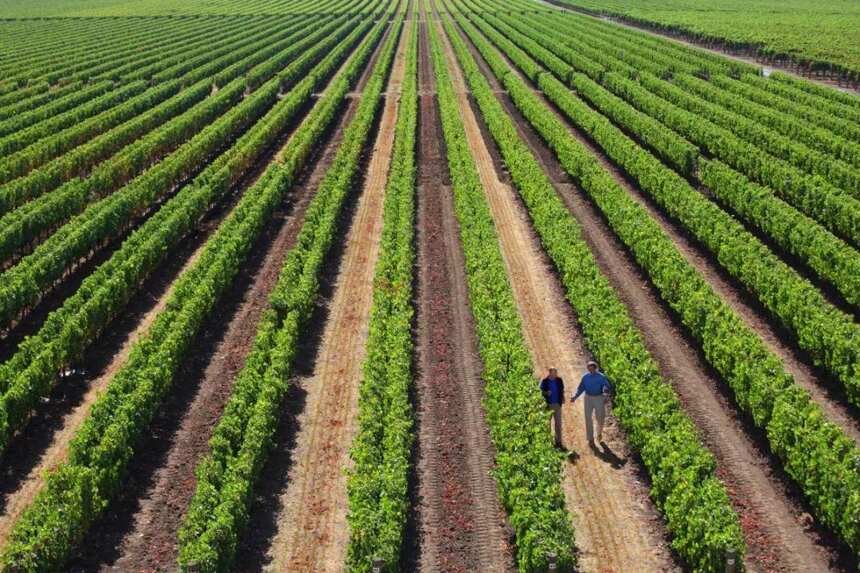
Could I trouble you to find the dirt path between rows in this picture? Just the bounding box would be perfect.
[434,14,678,573]
[450,17,850,569]
[260,24,408,573]
[407,14,515,573]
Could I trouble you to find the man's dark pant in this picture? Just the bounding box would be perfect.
[550,403,563,446]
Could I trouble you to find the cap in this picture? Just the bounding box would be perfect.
[586,360,597,367]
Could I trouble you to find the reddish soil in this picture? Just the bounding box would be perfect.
[450,15,854,571]
[405,15,516,573]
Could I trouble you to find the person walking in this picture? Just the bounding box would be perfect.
[540,367,565,448]
[571,360,613,444]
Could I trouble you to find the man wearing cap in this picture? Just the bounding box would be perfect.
[571,360,613,444]
[540,367,565,448]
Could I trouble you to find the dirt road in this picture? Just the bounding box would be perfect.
[408,14,515,573]
[434,13,678,573]
[261,23,408,573]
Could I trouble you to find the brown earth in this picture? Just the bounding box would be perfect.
[407,12,516,573]
[448,13,852,571]
[260,22,408,573]
[434,12,680,573]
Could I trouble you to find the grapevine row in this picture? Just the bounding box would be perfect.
[177,13,400,573]
[739,72,860,125]
[466,5,860,405]
[476,5,860,248]
[0,13,288,161]
[471,0,859,172]
[717,74,860,144]
[635,73,860,200]
[345,16,418,573]
[0,80,114,139]
[0,15,352,326]
[4,16,223,89]
[670,73,860,170]
[463,7,860,404]
[561,70,860,312]
[0,16,374,458]
[0,15,349,272]
[770,70,860,111]
[0,12,327,212]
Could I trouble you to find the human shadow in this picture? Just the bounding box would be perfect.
[590,440,627,470]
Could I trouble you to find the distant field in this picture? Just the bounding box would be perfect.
[0,0,320,16]
[556,0,860,81]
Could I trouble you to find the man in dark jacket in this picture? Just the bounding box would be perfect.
[540,367,565,448]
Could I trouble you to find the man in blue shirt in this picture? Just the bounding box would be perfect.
[539,367,565,448]
[571,360,613,444]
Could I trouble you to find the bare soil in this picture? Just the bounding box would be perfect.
[405,14,515,573]
[435,14,680,573]
[451,15,854,570]
[242,24,407,573]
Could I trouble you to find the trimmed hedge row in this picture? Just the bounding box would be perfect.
[346,16,418,573]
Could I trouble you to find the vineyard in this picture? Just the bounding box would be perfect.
[552,0,860,86]
[0,0,858,572]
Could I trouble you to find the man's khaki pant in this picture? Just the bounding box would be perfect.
[584,394,606,442]
[550,403,563,446]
